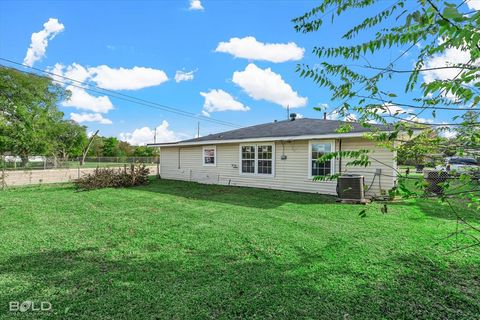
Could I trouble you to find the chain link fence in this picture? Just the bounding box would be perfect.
[1,156,159,171]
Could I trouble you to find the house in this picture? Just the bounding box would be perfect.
[148,117,397,197]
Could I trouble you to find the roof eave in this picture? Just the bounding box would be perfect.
[147,131,396,148]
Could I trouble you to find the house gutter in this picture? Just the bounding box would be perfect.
[147,131,396,148]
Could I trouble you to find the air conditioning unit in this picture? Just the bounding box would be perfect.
[337,174,365,203]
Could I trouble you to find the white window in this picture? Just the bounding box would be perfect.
[308,140,335,178]
[240,144,274,176]
[203,146,216,166]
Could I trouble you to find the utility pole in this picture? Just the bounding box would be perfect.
[154,126,157,144]
[286,105,290,120]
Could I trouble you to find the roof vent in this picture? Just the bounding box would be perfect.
[290,113,297,121]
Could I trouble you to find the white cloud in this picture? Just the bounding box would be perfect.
[232,63,308,108]
[88,65,168,90]
[62,86,114,113]
[326,110,339,120]
[200,89,250,113]
[119,120,179,146]
[70,112,112,125]
[175,70,195,83]
[344,114,357,122]
[189,0,204,10]
[24,18,64,67]
[440,128,457,138]
[201,110,210,117]
[467,0,480,10]
[422,46,473,83]
[215,36,304,63]
[48,63,169,91]
[47,63,66,83]
[294,113,304,119]
[64,63,91,83]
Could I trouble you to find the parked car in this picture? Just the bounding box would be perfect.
[436,157,480,173]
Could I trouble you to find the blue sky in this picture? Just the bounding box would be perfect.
[0,0,469,144]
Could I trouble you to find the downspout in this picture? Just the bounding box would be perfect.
[178,147,181,169]
[338,139,342,174]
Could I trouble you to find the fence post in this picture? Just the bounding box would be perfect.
[1,155,6,190]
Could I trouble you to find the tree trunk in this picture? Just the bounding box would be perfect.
[20,155,29,168]
[80,130,99,166]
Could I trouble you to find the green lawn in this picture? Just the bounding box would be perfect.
[0,179,479,319]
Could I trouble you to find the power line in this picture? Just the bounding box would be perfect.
[0,57,242,129]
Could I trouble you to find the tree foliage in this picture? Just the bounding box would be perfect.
[294,0,480,250]
[0,66,67,163]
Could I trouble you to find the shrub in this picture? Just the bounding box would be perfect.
[75,163,150,190]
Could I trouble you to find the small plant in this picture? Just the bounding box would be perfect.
[75,163,149,190]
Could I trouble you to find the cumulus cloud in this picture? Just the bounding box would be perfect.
[344,114,357,122]
[88,65,168,90]
[24,18,64,67]
[189,0,204,10]
[200,89,250,114]
[62,86,114,113]
[70,112,112,125]
[215,36,304,63]
[232,63,307,108]
[48,63,169,91]
[422,46,473,83]
[467,0,480,10]
[48,62,170,116]
[175,70,195,83]
[326,110,339,120]
[119,120,179,146]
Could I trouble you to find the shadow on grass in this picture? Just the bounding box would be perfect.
[386,197,480,224]
[0,247,478,319]
[133,178,338,209]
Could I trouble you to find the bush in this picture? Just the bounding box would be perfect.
[75,163,150,190]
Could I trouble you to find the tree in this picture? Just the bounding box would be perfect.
[51,120,88,160]
[397,130,442,166]
[293,0,480,137]
[133,146,156,157]
[101,137,122,157]
[87,135,104,157]
[294,0,480,249]
[0,67,68,166]
[118,141,134,157]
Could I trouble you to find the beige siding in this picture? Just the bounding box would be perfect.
[160,138,396,196]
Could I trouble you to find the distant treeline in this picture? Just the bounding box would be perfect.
[0,66,156,167]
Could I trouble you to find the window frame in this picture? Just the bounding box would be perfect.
[202,145,217,167]
[239,143,275,177]
[308,140,335,179]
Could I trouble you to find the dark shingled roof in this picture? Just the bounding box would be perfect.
[178,118,390,143]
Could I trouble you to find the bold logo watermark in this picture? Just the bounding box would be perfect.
[9,301,52,312]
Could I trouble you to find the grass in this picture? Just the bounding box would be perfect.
[0,179,479,319]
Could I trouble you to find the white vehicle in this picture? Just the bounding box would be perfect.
[436,157,480,173]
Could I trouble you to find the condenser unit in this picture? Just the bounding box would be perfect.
[337,174,365,202]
